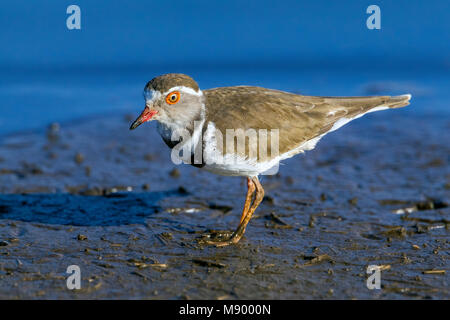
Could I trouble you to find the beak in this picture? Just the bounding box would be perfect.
[129,106,158,130]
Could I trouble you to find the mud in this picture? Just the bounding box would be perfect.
[0,111,448,299]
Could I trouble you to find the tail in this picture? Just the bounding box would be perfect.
[387,94,411,109]
[304,93,412,139]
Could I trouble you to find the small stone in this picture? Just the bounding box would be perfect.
[144,153,154,161]
[177,186,188,194]
[169,168,180,178]
[77,234,88,241]
[0,241,9,246]
[46,122,60,142]
[285,176,294,185]
[74,153,84,164]
[308,216,316,228]
[263,195,275,205]
[160,232,173,240]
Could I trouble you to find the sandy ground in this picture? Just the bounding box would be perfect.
[0,109,448,299]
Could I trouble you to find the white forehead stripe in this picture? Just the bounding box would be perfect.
[144,86,202,101]
[163,86,203,97]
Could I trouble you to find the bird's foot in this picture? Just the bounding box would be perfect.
[197,230,240,247]
[198,230,233,241]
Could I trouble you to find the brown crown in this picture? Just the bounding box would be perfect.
[144,73,200,93]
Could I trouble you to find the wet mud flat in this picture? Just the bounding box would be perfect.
[0,110,448,299]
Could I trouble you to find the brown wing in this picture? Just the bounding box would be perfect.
[204,86,410,160]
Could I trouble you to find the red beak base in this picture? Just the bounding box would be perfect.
[130,107,158,130]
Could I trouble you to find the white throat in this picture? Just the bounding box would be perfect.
[157,101,206,152]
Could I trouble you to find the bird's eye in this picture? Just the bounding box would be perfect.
[165,91,180,105]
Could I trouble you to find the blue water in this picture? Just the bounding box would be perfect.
[1,1,448,66]
[0,65,448,135]
[0,0,448,135]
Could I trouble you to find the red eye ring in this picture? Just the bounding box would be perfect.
[166,91,180,105]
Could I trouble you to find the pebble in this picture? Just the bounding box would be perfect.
[75,152,85,164]
[77,234,88,241]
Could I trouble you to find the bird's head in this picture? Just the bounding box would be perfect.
[130,73,204,130]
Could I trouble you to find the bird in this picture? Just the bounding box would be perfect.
[129,73,411,246]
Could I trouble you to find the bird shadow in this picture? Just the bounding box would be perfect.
[0,190,185,227]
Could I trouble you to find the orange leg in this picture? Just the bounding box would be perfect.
[239,178,256,224]
[203,176,264,247]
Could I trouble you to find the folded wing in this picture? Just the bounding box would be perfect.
[204,86,410,161]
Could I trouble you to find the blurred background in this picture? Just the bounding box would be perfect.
[0,0,448,134]
[0,1,449,300]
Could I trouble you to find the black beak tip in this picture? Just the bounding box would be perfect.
[129,121,139,130]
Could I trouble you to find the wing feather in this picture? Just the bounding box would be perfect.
[203,86,409,160]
